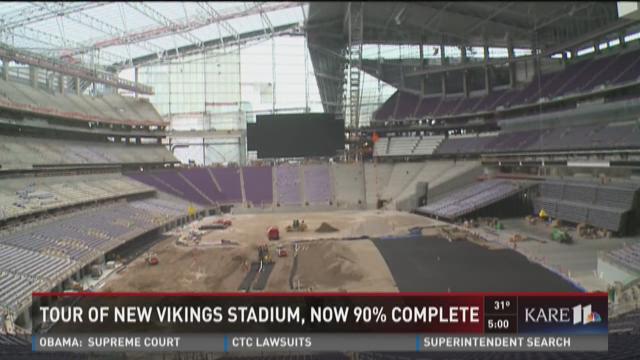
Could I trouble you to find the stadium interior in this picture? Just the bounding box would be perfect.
[0,1,639,359]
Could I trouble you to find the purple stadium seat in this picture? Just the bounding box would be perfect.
[152,170,210,205]
[275,165,302,205]
[242,166,273,207]
[181,168,225,203]
[373,91,399,121]
[126,172,181,198]
[414,96,440,118]
[303,164,332,204]
[209,167,243,203]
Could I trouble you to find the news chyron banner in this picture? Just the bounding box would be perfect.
[32,292,608,353]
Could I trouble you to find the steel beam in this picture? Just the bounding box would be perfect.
[0,2,110,31]
[167,129,243,139]
[197,2,239,39]
[126,2,204,47]
[5,26,126,65]
[93,2,301,51]
[32,2,166,58]
[0,42,154,94]
[112,22,301,69]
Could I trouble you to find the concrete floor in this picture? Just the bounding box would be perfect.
[491,218,640,292]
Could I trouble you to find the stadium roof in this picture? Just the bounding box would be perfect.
[306,1,640,114]
[0,2,307,70]
[307,2,627,48]
[0,2,638,113]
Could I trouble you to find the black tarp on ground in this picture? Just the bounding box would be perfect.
[372,236,579,292]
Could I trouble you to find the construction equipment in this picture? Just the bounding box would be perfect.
[146,252,159,266]
[258,245,274,264]
[286,219,308,232]
[538,209,548,219]
[525,215,538,225]
[267,226,280,241]
[276,245,288,257]
[550,228,573,244]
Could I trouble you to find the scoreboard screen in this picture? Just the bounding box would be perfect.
[247,113,344,158]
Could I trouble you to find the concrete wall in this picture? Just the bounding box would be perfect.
[364,163,394,208]
[331,163,366,209]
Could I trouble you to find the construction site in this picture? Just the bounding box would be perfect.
[97,206,628,295]
[1,2,640,359]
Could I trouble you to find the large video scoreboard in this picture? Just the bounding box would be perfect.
[247,113,344,158]
[32,292,608,353]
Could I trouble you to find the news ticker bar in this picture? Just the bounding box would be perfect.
[33,293,609,335]
[33,333,608,353]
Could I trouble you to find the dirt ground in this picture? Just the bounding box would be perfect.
[197,209,440,246]
[294,239,397,292]
[99,210,432,293]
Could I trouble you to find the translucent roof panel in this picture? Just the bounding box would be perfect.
[0,2,34,16]
[0,2,302,67]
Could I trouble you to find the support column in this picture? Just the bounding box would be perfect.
[202,138,206,166]
[619,31,627,48]
[58,74,64,94]
[74,77,81,95]
[483,45,491,94]
[419,42,425,95]
[461,46,469,97]
[532,38,541,79]
[441,72,447,97]
[594,40,601,55]
[134,66,139,98]
[1,57,8,81]
[462,70,469,97]
[507,37,516,88]
[29,65,37,88]
[239,133,247,166]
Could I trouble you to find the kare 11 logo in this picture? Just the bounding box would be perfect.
[571,304,602,325]
[525,304,602,325]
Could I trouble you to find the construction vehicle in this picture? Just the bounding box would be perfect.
[538,209,549,220]
[258,245,274,264]
[146,252,159,266]
[550,228,572,244]
[276,245,288,257]
[267,226,280,240]
[286,219,308,232]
